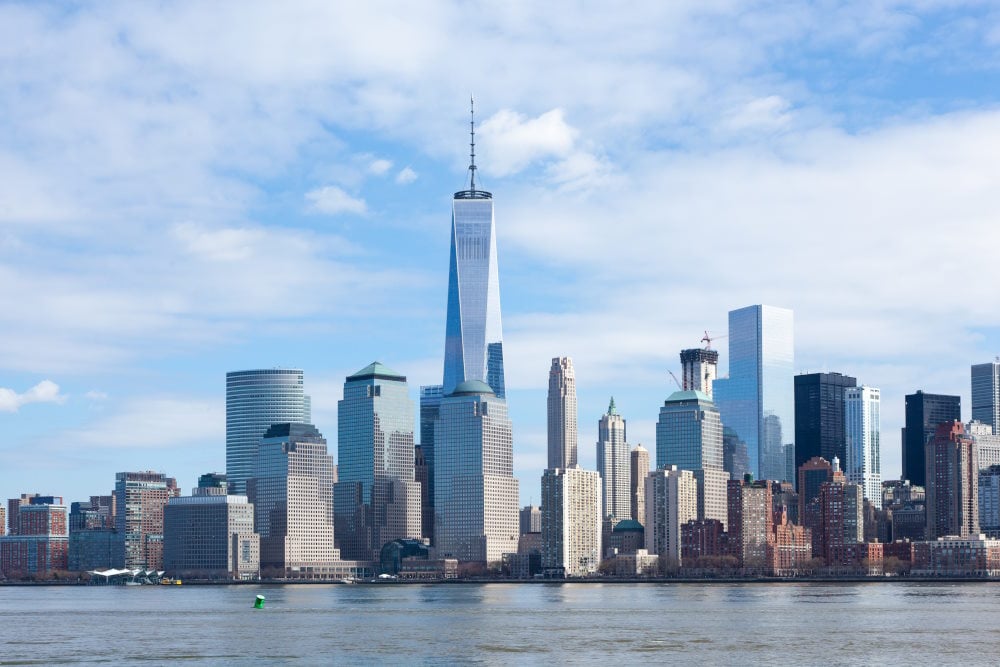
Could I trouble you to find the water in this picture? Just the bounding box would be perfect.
[2,582,999,665]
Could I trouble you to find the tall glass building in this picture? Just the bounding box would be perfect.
[226,369,311,495]
[442,103,505,398]
[845,386,882,509]
[714,305,795,483]
[335,362,421,561]
[972,360,1000,433]
[418,384,444,542]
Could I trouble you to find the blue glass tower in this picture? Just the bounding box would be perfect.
[442,99,505,398]
[714,305,795,483]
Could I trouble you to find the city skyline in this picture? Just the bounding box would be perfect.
[4,3,1000,506]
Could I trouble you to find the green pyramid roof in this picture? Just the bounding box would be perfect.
[347,361,406,382]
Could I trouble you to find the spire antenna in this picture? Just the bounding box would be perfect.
[469,94,477,191]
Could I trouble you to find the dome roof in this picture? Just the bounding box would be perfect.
[450,380,495,396]
[612,519,644,533]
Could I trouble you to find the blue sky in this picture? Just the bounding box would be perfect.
[2,1,1000,505]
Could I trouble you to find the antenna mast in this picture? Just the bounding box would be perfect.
[469,95,477,191]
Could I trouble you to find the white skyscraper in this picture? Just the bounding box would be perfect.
[968,420,1000,470]
[597,398,630,525]
[644,466,698,564]
[541,467,601,577]
[547,357,578,470]
[434,380,519,564]
[845,386,882,509]
[972,360,1000,434]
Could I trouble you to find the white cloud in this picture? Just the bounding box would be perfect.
[368,158,393,175]
[84,390,108,401]
[305,185,368,215]
[0,380,65,412]
[69,396,223,449]
[477,109,579,176]
[396,166,418,184]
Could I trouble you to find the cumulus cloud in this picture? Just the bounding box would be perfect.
[368,158,393,175]
[305,185,368,215]
[0,380,65,412]
[396,166,418,184]
[477,108,579,176]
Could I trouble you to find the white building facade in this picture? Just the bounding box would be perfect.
[541,467,601,577]
[845,386,882,509]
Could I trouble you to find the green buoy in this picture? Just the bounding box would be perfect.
[253,595,265,609]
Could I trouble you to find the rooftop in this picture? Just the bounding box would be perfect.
[347,361,406,382]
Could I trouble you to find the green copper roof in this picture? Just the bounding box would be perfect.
[451,380,495,396]
[665,389,714,403]
[608,396,617,415]
[347,361,406,382]
[612,519,644,533]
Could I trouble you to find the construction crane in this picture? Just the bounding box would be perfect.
[668,370,683,390]
[701,330,728,350]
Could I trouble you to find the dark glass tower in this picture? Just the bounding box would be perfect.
[793,372,857,473]
[903,390,961,486]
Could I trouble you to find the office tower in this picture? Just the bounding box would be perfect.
[419,384,444,542]
[520,505,541,535]
[414,445,432,541]
[723,427,750,481]
[971,360,1000,432]
[597,398,630,527]
[226,368,311,495]
[714,305,795,482]
[645,466,698,564]
[630,445,650,524]
[680,347,719,396]
[925,421,979,539]
[979,465,1000,538]
[335,362,421,561]
[442,101,505,399]
[114,472,179,570]
[541,467,601,577]
[968,420,1000,470]
[903,390,961,486]
[727,476,774,571]
[845,386,882,509]
[656,389,728,529]
[0,498,68,576]
[164,484,259,580]
[248,423,337,572]
[818,479,863,564]
[793,372,857,473]
[434,380,519,564]
[547,357,578,469]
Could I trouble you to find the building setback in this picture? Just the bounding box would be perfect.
[115,472,179,570]
[925,421,979,539]
[541,467,601,577]
[903,391,961,487]
[597,398,630,528]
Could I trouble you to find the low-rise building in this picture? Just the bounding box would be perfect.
[912,535,1000,576]
[163,492,259,580]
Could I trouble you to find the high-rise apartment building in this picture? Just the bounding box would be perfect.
[630,445,650,524]
[968,420,1000,471]
[419,384,444,542]
[248,423,337,572]
[226,369,311,495]
[925,421,979,539]
[597,398,630,526]
[714,305,795,482]
[335,362,421,561]
[727,476,774,571]
[978,464,1000,538]
[0,499,68,577]
[547,357,578,470]
[442,102,505,399]
[793,372,857,473]
[541,467,601,577]
[114,471,179,570]
[655,389,727,528]
[845,386,882,509]
[7,494,39,536]
[434,380,519,564]
[818,479,863,563]
[680,348,719,397]
[903,390,961,486]
[645,466,698,564]
[0,506,4,537]
[971,360,1000,433]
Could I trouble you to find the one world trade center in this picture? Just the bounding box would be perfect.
[442,98,505,398]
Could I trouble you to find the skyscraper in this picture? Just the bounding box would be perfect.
[793,372,857,473]
[418,384,444,541]
[727,476,774,571]
[655,390,728,529]
[644,466,698,564]
[630,445,650,524]
[114,471,180,570]
[248,423,337,572]
[714,305,795,482]
[541,467,601,577]
[547,357,578,469]
[680,348,719,396]
[903,391,961,486]
[442,100,505,399]
[925,421,978,539]
[335,362,422,561]
[433,380,519,564]
[845,386,882,509]
[597,398,630,526]
[971,360,1000,433]
[226,369,311,495]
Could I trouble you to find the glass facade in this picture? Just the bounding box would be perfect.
[226,369,310,495]
[419,384,444,542]
[903,391,961,486]
[714,305,795,483]
[793,372,857,473]
[442,196,505,398]
[335,362,421,561]
[971,361,1000,433]
[845,386,882,509]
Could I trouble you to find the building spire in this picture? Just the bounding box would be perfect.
[608,396,617,415]
[469,94,477,191]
